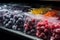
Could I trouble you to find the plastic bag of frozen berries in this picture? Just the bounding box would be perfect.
[3,9,25,31]
[23,8,60,40]
[23,12,43,36]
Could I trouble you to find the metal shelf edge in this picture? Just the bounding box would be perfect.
[0,27,42,40]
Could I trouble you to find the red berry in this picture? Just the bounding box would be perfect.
[45,24,49,29]
[36,32,39,36]
[37,22,45,27]
[50,36,55,40]
[39,32,46,39]
[24,24,29,27]
[31,19,35,23]
[36,26,40,30]
[52,33,55,37]
[55,34,59,39]
[36,32,41,37]
[40,26,45,31]
[44,29,48,33]
[55,28,60,33]
[37,22,41,26]
[50,25,55,29]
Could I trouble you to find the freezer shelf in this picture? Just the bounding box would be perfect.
[0,26,42,40]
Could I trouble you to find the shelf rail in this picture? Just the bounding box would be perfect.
[0,26,43,40]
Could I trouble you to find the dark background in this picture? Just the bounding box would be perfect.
[0,1,60,10]
[0,28,32,40]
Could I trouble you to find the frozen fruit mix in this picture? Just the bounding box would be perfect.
[0,5,60,40]
[24,14,60,40]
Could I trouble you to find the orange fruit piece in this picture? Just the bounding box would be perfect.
[44,10,57,17]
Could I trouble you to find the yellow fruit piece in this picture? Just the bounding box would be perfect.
[31,7,51,15]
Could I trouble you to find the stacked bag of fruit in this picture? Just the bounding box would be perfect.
[24,7,60,40]
[3,10,25,32]
[23,7,51,36]
[24,14,36,36]
[0,4,26,32]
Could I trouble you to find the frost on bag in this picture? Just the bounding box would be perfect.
[24,9,60,40]
[23,12,43,36]
[0,8,9,25]
[2,9,25,31]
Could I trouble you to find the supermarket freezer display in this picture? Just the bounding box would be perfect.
[0,4,42,40]
[0,3,60,40]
